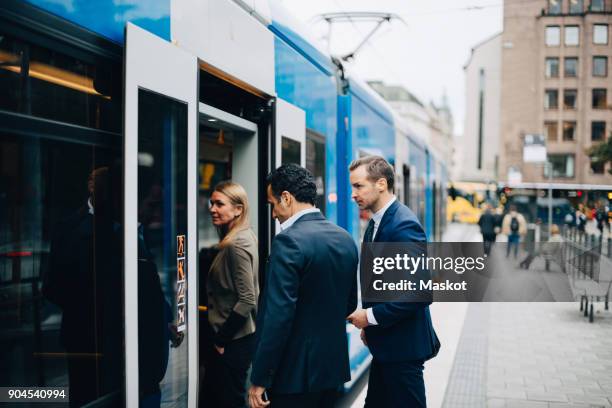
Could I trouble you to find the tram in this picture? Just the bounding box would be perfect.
[0,0,447,406]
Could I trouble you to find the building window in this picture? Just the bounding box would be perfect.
[549,0,562,14]
[592,88,607,108]
[591,121,606,141]
[546,26,561,46]
[564,26,580,46]
[563,121,577,140]
[593,56,608,77]
[545,58,560,78]
[545,121,559,142]
[564,57,578,77]
[569,0,584,13]
[545,89,559,109]
[590,0,605,11]
[545,154,575,178]
[591,159,605,174]
[563,89,577,109]
[593,24,608,44]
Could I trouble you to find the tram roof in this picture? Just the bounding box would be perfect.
[268,0,336,76]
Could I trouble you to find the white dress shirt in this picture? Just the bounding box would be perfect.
[366,196,396,326]
[279,207,320,231]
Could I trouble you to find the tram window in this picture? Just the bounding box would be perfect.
[281,136,301,165]
[0,130,124,405]
[198,125,233,249]
[137,89,189,405]
[306,130,326,213]
[0,32,121,133]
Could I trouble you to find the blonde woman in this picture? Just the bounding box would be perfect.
[202,181,259,407]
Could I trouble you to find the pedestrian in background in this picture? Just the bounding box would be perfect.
[576,203,587,235]
[502,205,527,259]
[478,204,498,255]
[595,201,609,238]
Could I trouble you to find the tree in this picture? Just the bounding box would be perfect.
[587,131,612,175]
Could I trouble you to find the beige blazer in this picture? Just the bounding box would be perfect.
[207,228,259,340]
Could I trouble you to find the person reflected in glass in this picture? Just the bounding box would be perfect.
[43,166,123,407]
[202,181,259,407]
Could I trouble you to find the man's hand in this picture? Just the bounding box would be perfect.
[360,329,368,346]
[214,345,225,355]
[347,309,369,329]
[248,385,269,408]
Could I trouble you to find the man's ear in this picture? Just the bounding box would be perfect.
[281,191,292,207]
[376,178,387,193]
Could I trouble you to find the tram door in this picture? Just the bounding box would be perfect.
[124,23,199,407]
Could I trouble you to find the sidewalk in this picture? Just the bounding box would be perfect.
[443,279,612,407]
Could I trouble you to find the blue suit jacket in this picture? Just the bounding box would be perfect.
[363,200,441,363]
[251,212,359,393]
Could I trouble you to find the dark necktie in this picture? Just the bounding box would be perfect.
[364,218,375,243]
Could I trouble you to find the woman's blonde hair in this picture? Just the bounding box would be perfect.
[214,181,250,248]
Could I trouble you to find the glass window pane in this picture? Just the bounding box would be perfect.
[569,0,584,13]
[591,121,606,141]
[0,32,121,133]
[549,0,562,14]
[306,131,326,213]
[281,136,301,165]
[563,89,577,109]
[545,58,559,77]
[137,89,188,405]
[590,0,604,11]
[546,154,575,177]
[0,129,124,406]
[545,89,559,109]
[546,26,561,46]
[593,56,607,76]
[545,121,558,141]
[564,57,578,77]
[565,26,580,46]
[563,121,576,140]
[592,89,607,108]
[593,24,608,44]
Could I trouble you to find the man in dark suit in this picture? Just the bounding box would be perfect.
[248,164,358,408]
[347,156,440,408]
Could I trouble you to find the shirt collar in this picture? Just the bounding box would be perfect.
[87,197,94,215]
[280,208,320,231]
[372,196,396,226]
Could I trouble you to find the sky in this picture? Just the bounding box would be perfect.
[279,0,503,135]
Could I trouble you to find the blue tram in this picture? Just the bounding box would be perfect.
[0,0,447,406]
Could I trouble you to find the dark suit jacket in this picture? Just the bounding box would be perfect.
[363,200,441,363]
[250,212,358,393]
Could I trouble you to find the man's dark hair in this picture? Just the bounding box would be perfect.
[349,155,395,192]
[267,163,317,205]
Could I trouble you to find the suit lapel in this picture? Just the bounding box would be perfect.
[373,200,400,242]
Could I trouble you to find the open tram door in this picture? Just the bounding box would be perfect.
[124,23,199,407]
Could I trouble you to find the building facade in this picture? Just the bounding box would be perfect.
[500,0,612,184]
[460,33,502,183]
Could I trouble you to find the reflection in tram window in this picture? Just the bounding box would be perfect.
[0,132,124,406]
[0,32,121,133]
[306,130,326,214]
[0,23,124,406]
[281,136,301,165]
[138,89,188,407]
